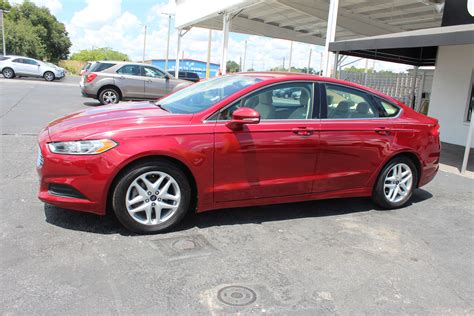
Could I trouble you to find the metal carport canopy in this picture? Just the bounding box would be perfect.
[328,24,474,66]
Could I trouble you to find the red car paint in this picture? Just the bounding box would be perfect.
[37,73,440,215]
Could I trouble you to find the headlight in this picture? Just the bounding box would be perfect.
[48,139,117,155]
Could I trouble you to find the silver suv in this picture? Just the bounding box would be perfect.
[0,55,65,81]
[80,61,192,105]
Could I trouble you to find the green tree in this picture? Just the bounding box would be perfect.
[2,0,71,61]
[70,47,129,62]
[226,60,240,73]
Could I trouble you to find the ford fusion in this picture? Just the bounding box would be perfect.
[37,73,440,233]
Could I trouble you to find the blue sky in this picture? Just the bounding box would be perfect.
[9,0,408,72]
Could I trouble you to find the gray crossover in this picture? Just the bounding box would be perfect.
[80,61,192,105]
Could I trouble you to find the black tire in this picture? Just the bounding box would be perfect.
[372,156,418,209]
[112,160,192,234]
[2,67,15,79]
[99,87,120,105]
[43,71,55,81]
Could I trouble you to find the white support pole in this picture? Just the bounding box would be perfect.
[175,29,182,78]
[323,0,339,77]
[242,40,247,72]
[288,41,293,72]
[333,52,339,79]
[364,58,369,86]
[205,29,212,79]
[410,66,419,108]
[307,48,312,73]
[164,14,172,72]
[461,115,473,174]
[220,12,231,75]
[1,10,6,56]
[142,25,147,63]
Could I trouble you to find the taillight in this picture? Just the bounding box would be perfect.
[430,123,440,137]
[86,73,97,83]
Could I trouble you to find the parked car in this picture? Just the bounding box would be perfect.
[0,56,65,81]
[80,61,96,76]
[178,71,201,83]
[37,73,440,233]
[80,61,192,105]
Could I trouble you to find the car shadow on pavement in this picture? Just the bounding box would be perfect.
[44,189,433,235]
[83,101,102,107]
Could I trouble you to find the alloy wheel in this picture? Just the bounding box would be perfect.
[103,91,118,104]
[383,163,413,203]
[3,69,13,78]
[125,171,181,225]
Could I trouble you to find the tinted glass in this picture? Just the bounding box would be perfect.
[116,64,142,76]
[143,66,164,78]
[24,59,39,65]
[325,84,379,119]
[90,62,115,72]
[0,56,11,61]
[12,58,24,63]
[218,82,313,120]
[157,75,262,114]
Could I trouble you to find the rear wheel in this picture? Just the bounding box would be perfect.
[43,71,55,81]
[99,87,120,105]
[373,156,417,209]
[112,161,191,234]
[2,68,15,79]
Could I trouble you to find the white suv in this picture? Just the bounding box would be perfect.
[0,55,65,81]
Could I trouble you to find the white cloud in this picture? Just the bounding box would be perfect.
[9,0,63,14]
[70,0,122,28]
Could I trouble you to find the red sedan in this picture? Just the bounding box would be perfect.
[37,73,440,233]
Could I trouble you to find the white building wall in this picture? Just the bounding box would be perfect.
[428,44,474,147]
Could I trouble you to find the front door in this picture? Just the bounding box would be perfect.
[213,82,320,202]
[114,64,145,99]
[315,83,394,193]
[143,66,181,99]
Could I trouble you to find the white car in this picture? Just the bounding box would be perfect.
[0,55,65,81]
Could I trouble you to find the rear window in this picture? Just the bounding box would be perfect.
[90,62,115,72]
[0,56,11,61]
[374,96,401,117]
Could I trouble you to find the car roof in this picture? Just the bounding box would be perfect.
[234,71,401,105]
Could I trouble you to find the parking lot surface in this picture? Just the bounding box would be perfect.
[1,77,473,314]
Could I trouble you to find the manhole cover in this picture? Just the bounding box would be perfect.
[217,286,257,306]
[172,239,196,250]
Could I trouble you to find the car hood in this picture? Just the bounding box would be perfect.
[47,101,193,141]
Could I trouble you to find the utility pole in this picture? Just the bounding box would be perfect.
[142,24,147,63]
[162,13,173,72]
[1,9,10,56]
[288,41,293,72]
[205,29,212,79]
[307,48,312,73]
[242,40,247,72]
[282,56,285,70]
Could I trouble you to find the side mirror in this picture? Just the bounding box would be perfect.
[164,74,171,80]
[226,107,260,130]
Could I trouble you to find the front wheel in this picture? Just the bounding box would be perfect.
[43,71,55,81]
[372,157,418,209]
[112,161,192,234]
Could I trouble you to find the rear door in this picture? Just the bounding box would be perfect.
[23,58,42,76]
[114,64,145,99]
[11,58,28,75]
[315,83,394,193]
[213,81,321,202]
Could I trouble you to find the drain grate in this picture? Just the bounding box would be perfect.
[150,234,215,260]
[217,286,257,306]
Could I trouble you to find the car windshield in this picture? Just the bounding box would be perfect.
[156,75,262,114]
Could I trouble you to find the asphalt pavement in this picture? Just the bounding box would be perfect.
[0,76,473,314]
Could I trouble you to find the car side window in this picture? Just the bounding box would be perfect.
[12,58,24,64]
[324,84,379,119]
[374,97,401,117]
[218,82,313,121]
[117,65,142,76]
[24,59,38,65]
[143,66,164,78]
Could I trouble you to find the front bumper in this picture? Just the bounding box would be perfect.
[36,129,117,215]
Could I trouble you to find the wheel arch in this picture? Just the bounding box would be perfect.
[98,84,123,100]
[370,150,423,192]
[106,154,198,215]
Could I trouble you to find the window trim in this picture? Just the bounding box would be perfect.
[143,65,166,78]
[116,64,143,76]
[204,80,319,123]
[321,82,403,121]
